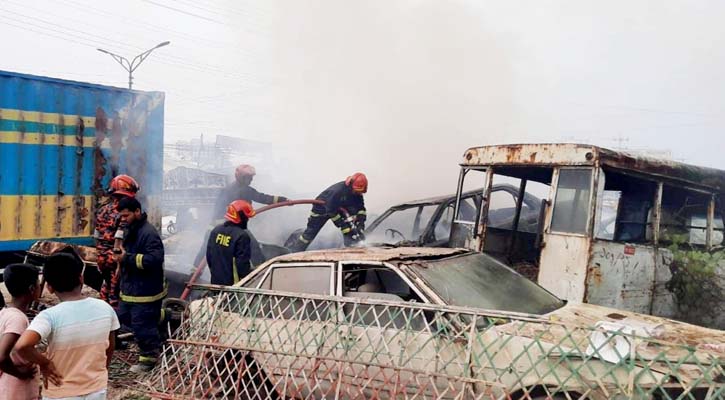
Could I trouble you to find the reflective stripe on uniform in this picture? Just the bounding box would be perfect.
[273,195,279,203]
[309,212,321,217]
[299,235,310,243]
[135,254,144,269]
[121,285,168,303]
[330,214,341,221]
[357,210,366,215]
[232,258,239,283]
[341,227,351,234]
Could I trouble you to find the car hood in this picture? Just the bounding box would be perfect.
[491,302,724,384]
[545,302,725,351]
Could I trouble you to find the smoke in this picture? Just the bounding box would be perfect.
[162,1,520,259]
[161,0,725,274]
[259,0,517,212]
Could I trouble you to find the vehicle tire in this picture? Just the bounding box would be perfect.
[162,298,188,321]
[162,298,188,337]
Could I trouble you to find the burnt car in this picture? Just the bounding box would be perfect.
[364,184,542,247]
[176,247,724,399]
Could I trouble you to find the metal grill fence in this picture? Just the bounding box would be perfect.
[143,286,724,399]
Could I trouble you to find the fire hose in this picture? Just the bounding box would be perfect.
[179,199,325,301]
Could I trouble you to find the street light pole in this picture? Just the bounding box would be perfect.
[97,41,170,89]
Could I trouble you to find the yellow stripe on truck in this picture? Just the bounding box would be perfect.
[0,195,93,241]
[0,108,98,127]
[0,131,110,148]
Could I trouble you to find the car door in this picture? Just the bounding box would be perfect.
[241,262,336,398]
[333,261,466,399]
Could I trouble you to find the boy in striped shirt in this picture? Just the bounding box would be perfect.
[14,252,119,399]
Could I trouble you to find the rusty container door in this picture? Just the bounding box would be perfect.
[538,168,595,302]
[0,70,164,253]
[586,242,656,314]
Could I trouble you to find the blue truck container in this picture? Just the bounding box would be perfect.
[0,70,164,254]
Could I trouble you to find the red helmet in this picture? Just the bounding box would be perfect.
[109,174,139,197]
[234,164,256,182]
[345,172,368,194]
[224,200,256,224]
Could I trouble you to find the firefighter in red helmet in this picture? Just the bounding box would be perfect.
[211,164,287,221]
[199,164,288,266]
[94,174,139,308]
[205,200,256,285]
[288,173,368,252]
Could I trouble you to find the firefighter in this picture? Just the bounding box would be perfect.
[288,172,368,252]
[211,164,288,220]
[198,164,288,266]
[113,197,166,373]
[94,174,139,309]
[206,200,256,285]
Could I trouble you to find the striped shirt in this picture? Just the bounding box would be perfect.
[27,298,119,399]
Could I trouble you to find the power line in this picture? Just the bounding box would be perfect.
[0,11,260,83]
[139,0,272,40]
[55,0,238,49]
[140,0,229,26]
[167,0,272,30]
[165,0,237,18]
[1,5,253,78]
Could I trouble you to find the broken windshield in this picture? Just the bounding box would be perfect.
[412,253,565,315]
[366,204,438,244]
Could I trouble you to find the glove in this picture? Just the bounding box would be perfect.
[332,214,346,228]
[343,231,358,247]
[276,196,289,203]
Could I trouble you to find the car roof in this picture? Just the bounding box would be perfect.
[268,246,468,263]
[388,183,526,209]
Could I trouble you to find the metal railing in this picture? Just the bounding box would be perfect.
[143,286,724,399]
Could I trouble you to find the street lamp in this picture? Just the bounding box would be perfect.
[97,41,170,89]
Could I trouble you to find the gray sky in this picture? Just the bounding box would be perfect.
[2,0,724,210]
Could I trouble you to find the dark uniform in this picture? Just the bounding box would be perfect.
[198,183,287,266]
[206,219,252,285]
[94,198,123,308]
[212,183,286,221]
[117,212,166,366]
[293,181,366,250]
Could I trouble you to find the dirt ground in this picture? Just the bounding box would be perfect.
[0,283,152,400]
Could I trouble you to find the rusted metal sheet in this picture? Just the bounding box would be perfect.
[454,143,725,330]
[597,146,725,193]
[0,70,164,252]
[462,143,596,167]
[462,144,725,193]
[270,246,467,264]
[26,240,98,266]
[586,241,656,314]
